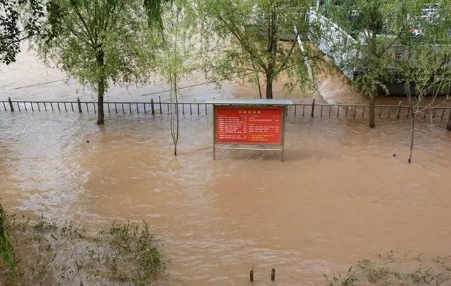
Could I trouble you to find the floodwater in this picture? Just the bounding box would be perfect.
[1,49,451,285]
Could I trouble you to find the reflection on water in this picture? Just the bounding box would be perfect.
[1,110,451,285]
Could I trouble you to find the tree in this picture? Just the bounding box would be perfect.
[157,0,198,155]
[399,0,451,162]
[36,0,165,125]
[197,0,318,99]
[0,0,45,65]
[401,47,451,163]
[321,0,431,128]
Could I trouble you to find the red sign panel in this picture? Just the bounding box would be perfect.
[215,107,283,145]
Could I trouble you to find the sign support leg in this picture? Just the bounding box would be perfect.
[213,105,216,160]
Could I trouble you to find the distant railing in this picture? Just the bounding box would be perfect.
[308,9,359,80]
[1,97,450,121]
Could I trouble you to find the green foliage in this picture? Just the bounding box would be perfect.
[322,0,433,97]
[37,0,163,90]
[0,0,45,64]
[401,47,451,103]
[35,0,166,124]
[158,0,199,83]
[400,0,451,102]
[0,200,16,275]
[318,0,451,128]
[196,0,318,98]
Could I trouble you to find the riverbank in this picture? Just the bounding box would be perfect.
[0,215,164,285]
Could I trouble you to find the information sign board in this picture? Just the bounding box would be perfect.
[215,107,283,144]
[212,99,291,161]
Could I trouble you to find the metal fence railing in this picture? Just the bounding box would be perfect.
[1,97,450,121]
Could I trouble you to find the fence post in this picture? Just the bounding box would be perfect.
[8,97,14,112]
[311,99,315,118]
[77,98,82,113]
[159,96,162,114]
[151,98,155,115]
[396,101,402,119]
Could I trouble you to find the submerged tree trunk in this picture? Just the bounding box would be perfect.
[406,88,415,163]
[447,109,451,131]
[96,49,105,125]
[369,93,376,128]
[97,86,105,125]
[173,76,179,156]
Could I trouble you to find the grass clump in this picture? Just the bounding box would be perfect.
[324,252,451,286]
[0,214,165,286]
[0,200,16,275]
[100,221,165,284]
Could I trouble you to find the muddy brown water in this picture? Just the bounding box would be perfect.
[2,50,451,285]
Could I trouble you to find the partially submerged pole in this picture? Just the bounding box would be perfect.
[77,98,82,113]
[8,97,14,112]
[311,99,316,117]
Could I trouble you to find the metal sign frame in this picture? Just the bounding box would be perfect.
[212,101,290,161]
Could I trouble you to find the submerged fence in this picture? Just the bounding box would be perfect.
[1,97,451,121]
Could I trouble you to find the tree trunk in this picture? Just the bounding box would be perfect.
[266,73,273,99]
[369,94,376,128]
[265,1,276,100]
[447,109,451,131]
[96,49,105,125]
[97,86,105,125]
[407,89,414,163]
